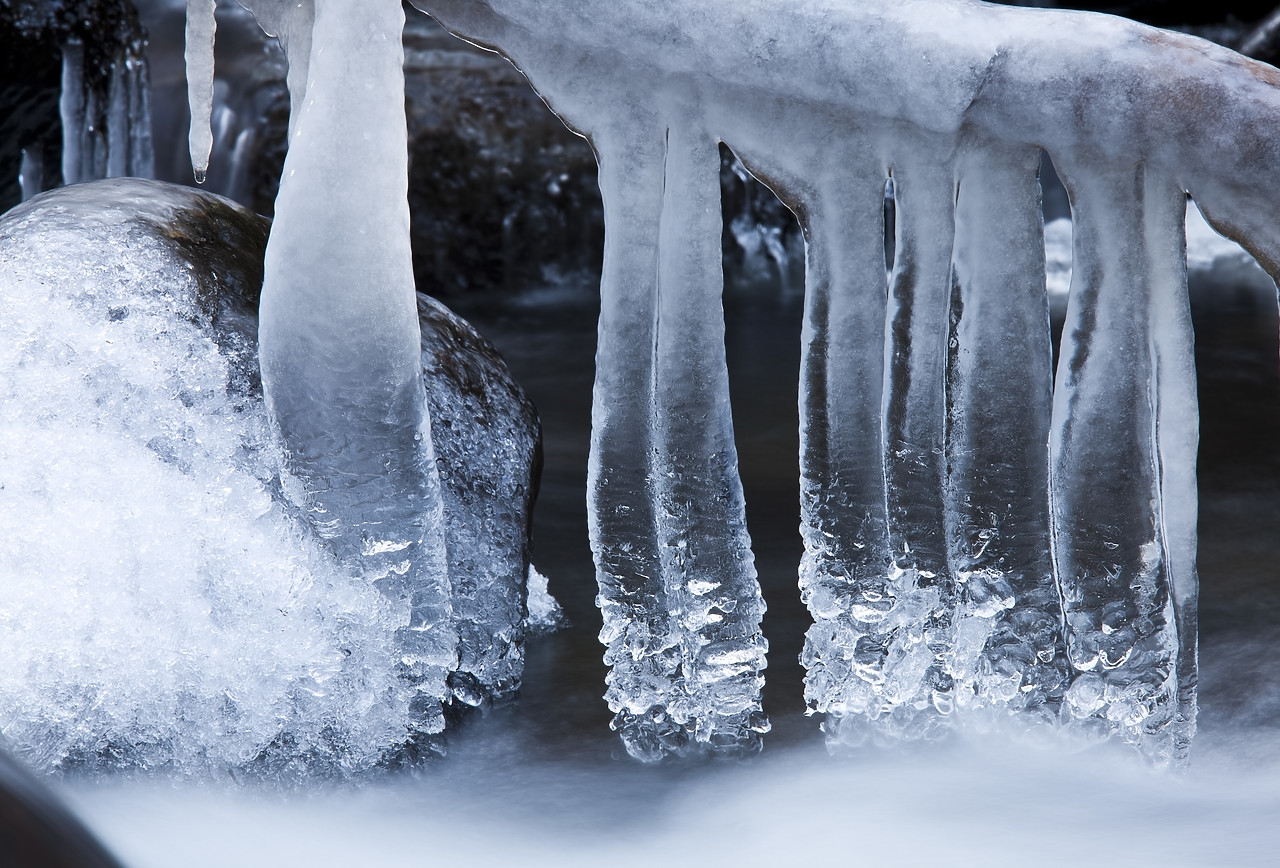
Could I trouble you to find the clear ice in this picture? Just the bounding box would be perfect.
[175,0,1280,762]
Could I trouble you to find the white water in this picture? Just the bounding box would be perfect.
[66,732,1280,867]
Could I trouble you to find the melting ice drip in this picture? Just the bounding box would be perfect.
[186,0,1280,764]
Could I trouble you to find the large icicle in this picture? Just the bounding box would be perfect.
[945,139,1069,723]
[650,120,767,755]
[252,0,455,733]
[794,154,895,746]
[588,119,671,759]
[876,147,960,740]
[1049,160,1192,764]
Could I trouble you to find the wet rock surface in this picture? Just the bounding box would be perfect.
[0,746,125,868]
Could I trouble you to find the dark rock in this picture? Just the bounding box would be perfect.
[0,746,125,868]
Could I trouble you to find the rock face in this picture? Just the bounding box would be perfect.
[0,178,544,776]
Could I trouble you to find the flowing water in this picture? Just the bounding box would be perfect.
[52,265,1280,866]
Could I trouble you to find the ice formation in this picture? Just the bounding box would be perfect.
[0,177,545,774]
[181,0,552,739]
[2,1,155,205]
[181,0,1280,763]
[0,181,421,776]
[188,0,459,733]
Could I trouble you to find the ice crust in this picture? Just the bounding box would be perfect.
[0,178,546,775]
[178,0,1280,762]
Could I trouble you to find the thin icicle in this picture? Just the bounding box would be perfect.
[127,58,156,179]
[185,0,218,184]
[59,39,85,187]
[106,62,129,179]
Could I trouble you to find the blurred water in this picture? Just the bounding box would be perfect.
[50,261,1280,865]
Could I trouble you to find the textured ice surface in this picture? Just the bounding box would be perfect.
[221,0,461,732]
[0,178,547,775]
[406,0,1280,762]
[417,294,542,703]
[0,181,418,777]
[178,0,1280,761]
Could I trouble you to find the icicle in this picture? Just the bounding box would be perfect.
[945,139,1068,722]
[18,150,42,202]
[185,0,218,184]
[1049,159,1191,765]
[237,0,316,143]
[106,63,129,179]
[59,39,86,187]
[876,145,959,739]
[793,151,895,744]
[258,0,455,732]
[588,120,670,760]
[127,57,156,179]
[650,120,767,754]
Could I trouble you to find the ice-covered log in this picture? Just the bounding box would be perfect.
[409,0,1280,763]
[178,0,1280,761]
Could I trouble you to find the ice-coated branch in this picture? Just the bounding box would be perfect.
[414,0,1280,763]
[182,0,1280,762]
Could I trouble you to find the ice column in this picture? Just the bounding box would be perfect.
[242,0,455,731]
[1050,159,1195,763]
[946,139,1069,723]
[590,114,768,759]
[877,148,959,740]
[795,151,895,744]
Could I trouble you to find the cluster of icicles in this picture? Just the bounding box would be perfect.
[185,0,1280,765]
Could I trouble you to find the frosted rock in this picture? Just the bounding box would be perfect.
[0,179,546,776]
